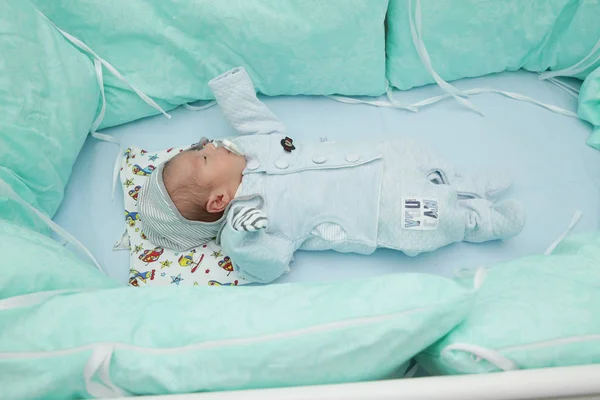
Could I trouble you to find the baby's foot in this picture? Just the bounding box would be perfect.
[463,199,525,242]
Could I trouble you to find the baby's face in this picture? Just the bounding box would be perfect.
[193,142,246,189]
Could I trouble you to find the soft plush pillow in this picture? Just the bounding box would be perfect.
[119,146,246,288]
[0,219,119,300]
[0,273,471,398]
[579,66,600,151]
[32,0,388,128]
[0,0,98,229]
[417,233,600,375]
[386,0,600,91]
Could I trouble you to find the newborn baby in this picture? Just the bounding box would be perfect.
[161,140,246,224]
[139,67,525,283]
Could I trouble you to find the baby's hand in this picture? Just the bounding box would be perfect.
[231,206,268,232]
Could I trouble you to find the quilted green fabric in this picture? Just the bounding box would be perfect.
[0,220,118,300]
[0,273,470,398]
[386,0,600,90]
[417,233,600,375]
[579,66,600,150]
[0,0,98,228]
[32,0,388,128]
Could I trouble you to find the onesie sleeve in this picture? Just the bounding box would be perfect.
[208,66,287,136]
[220,219,294,284]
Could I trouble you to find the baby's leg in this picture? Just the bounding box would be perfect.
[428,166,513,201]
[377,176,468,256]
[423,152,512,201]
[377,178,525,255]
[376,140,524,256]
[385,139,512,201]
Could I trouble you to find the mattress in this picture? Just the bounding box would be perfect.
[53,71,600,284]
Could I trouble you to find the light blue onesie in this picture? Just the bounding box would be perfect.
[208,68,526,283]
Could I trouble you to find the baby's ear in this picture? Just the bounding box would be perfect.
[206,191,231,214]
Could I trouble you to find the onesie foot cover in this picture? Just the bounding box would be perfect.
[462,199,525,242]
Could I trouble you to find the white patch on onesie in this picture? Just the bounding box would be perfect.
[401,197,439,231]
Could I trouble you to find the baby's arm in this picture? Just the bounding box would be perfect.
[220,206,294,284]
[208,67,286,136]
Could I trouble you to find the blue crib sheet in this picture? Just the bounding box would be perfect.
[53,71,600,284]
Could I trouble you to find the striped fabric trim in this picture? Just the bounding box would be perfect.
[138,162,225,251]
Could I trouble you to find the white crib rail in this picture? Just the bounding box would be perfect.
[121,364,600,400]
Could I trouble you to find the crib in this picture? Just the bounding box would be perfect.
[1,1,599,399]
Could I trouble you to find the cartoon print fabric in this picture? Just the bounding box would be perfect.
[119,146,247,288]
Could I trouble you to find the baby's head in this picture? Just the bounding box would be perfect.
[138,140,246,250]
[163,142,246,222]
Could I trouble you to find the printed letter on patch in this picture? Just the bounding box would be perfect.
[401,197,439,231]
